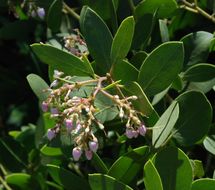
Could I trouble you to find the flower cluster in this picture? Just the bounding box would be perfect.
[42,71,147,161]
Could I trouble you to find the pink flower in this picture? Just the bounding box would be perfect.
[41,102,49,112]
[85,150,93,160]
[139,124,147,136]
[65,119,73,131]
[89,141,98,153]
[51,108,58,115]
[37,7,45,19]
[72,147,82,161]
[47,129,55,140]
[125,128,134,139]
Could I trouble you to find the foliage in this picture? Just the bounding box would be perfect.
[0,0,215,190]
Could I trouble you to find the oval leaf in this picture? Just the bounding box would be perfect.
[27,74,50,101]
[191,179,215,190]
[152,101,179,148]
[31,43,94,77]
[181,31,213,67]
[173,91,212,146]
[80,6,113,74]
[135,0,177,18]
[89,174,133,190]
[40,144,63,156]
[152,147,192,190]
[183,63,215,82]
[108,146,149,184]
[111,60,138,84]
[143,160,163,190]
[138,42,184,96]
[47,0,62,32]
[111,16,135,65]
[203,135,215,155]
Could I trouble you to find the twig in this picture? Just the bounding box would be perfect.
[63,2,80,21]
[0,176,12,190]
[180,0,215,24]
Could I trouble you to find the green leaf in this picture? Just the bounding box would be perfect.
[111,60,138,84]
[108,146,149,184]
[152,101,179,148]
[181,31,213,67]
[130,51,148,69]
[191,179,215,190]
[138,42,184,96]
[47,0,62,32]
[94,92,118,123]
[135,0,177,18]
[190,160,205,178]
[89,174,133,190]
[173,91,212,146]
[132,13,156,50]
[143,160,163,190]
[6,173,40,190]
[183,63,215,82]
[159,19,169,42]
[40,144,63,156]
[80,6,113,74]
[124,82,159,126]
[27,74,50,101]
[31,43,94,77]
[152,147,192,190]
[111,16,135,65]
[188,78,215,93]
[0,137,27,172]
[47,164,91,190]
[203,135,215,155]
[92,153,109,174]
[152,86,170,105]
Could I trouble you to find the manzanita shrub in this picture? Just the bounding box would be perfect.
[0,0,215,190]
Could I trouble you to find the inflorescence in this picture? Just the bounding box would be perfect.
[42,70,147,161]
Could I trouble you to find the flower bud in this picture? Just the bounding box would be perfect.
[125,128,134,139]
[65,119,73,131]
[139,124,147,136]
[85,150,93,160]
[51,108,59,115]
[89,141,98,153]
[37,7,45,19]
[47,129,55,140]
[72,147,82,161]
[119,108,124,118]
[41,102,49,112]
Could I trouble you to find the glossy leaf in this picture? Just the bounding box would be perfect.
[111,60,138,84]
[40,144,63,156]
[159,19,169,42]
[135,0,177,18]
[138,42,184,96]
[111,16,135,65]
[188,78,215,93]
[27,74,50,101]
[191,179,215,190]
[31,43,94,77]
[132,13,156,50]
[181,31,213,67]
[92,153,109,174]
[183,63,215,82]
[203,135,215,155]
[47,0,62,32]
[143,160,163,190]
[124,82,159,126]
[89,174,133,190]
[6,173,39,190]
[152,101,179,148]
[173,91,212,146]
[47,164,91,190]
[190,160,205,178]
[80,6,113,74]
[152,147,192,190]
[108,146,149,184]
